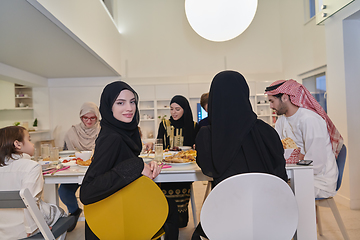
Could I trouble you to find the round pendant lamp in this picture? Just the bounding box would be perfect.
[185,0,258,42]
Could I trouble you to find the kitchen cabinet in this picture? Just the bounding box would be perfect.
[252,81,277,127]
[138,99,170,142]
[14,84,33,109]
[0,80,15,110]
[0,81,34,128]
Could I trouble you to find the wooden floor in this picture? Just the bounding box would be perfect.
[63,181,360,240]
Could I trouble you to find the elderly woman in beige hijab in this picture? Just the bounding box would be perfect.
[63,102,101,151]
[59,102,100,232]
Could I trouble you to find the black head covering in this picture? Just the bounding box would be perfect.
[169,95,196,146]
[207,71,257,176]
[196,70,287,183]
[99,81,142,154]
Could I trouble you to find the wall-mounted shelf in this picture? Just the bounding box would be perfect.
[0,107,34,111]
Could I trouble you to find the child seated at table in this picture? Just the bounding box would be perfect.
[0,126,67,239]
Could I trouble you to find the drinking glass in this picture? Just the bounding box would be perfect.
[154,139,163,164]
[50,147,60,163]
[41,144,50,160]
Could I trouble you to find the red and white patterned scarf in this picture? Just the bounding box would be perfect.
[266,79,343,158]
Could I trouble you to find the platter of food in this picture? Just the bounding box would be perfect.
[162,149,197,164]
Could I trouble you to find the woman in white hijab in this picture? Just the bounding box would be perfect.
[59,102,100,232]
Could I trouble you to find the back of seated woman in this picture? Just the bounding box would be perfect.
[0,126,67,239]
[192,70,288,239]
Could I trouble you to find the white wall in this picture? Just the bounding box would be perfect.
[115,0,284,80]
[279,0,327,80]
[31,0,122,75]
[324,0,360,209]
[48,77,120,147]
[323,1,360,209]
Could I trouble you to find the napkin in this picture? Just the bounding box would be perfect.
[285,148,301,164]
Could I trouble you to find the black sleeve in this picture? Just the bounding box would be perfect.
[80,134,144,205]
[257,121,288,182]
[157,121,168,149]
[195,126,213,177]
[194,122,200,139]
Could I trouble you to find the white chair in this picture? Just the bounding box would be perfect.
[316,144,350,240]
[200,173,298,240]
[0,188,75,240]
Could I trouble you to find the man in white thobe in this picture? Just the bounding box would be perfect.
[265,80,343,198]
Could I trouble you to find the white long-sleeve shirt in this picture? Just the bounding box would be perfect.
[275,108,338,197]
[0,154,66,239]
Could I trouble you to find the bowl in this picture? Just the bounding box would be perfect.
[75,151,93,161]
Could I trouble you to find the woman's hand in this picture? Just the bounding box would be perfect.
[148,161,161,179]
[141,162,161,180]
[144,142,154,152]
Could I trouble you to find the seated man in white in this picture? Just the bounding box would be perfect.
[265,79,343,198]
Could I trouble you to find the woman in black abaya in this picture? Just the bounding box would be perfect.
[80,81,178,240]
[192,71,288,239]
[157,95,200,228]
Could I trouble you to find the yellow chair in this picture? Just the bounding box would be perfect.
[84,176,168,240]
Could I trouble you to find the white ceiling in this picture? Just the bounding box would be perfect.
[0,1,120,79]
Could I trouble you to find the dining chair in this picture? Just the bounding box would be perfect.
[316,144,350,240]
[84,176,168,240]
[199,173,298,240]
[0,188,75,240]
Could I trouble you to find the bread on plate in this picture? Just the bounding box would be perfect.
[281,137,297,149]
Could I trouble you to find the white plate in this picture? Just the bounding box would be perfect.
[77,164,89,168]
[139,154,155,159]
[162,161,195,165]
[178,146,192,151]
[59,150,75,156]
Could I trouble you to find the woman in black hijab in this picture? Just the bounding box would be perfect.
[80,81,178,240]
[192,71,288,239]
[157,95,199,149]
[157,95,200,228]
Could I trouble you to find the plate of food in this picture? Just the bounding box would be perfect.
[162,149,197,165]
[163,161,195,165]
[139,153,155,159]
[60,157,77,166]
[76,158,92,167]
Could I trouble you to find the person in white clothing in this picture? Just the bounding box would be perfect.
[265,80,344,198]
[0,126,67,239]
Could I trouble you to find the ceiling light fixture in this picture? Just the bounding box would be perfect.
[185,0,258,42]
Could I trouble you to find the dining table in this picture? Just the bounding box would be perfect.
[42,162,317,240]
